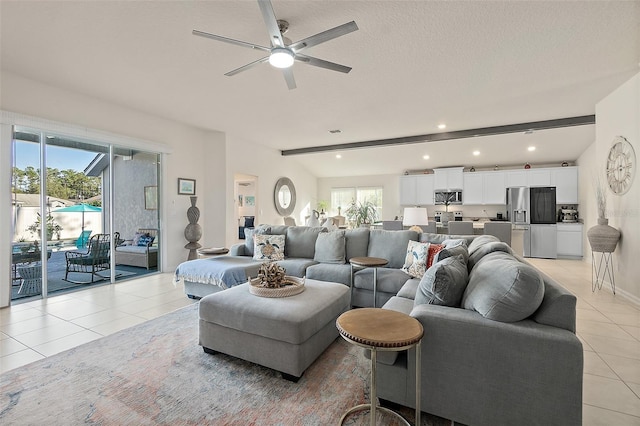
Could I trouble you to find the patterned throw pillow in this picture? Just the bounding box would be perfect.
[137,235,154,247]
[253,234,285,261]
[402,241,430,278]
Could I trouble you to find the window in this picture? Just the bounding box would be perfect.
[330,186,383,219]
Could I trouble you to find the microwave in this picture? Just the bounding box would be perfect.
[434,191,463,205]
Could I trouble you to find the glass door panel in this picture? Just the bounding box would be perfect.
[11,137,44,300]
[112,150,160,276]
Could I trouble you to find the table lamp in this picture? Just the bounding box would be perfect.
[402,207,429,233]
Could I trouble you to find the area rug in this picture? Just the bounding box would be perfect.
[0,304,450,425]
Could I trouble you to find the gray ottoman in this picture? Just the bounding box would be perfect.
[199,278,350,381]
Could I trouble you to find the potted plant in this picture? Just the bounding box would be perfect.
[27,213,63,241]
[345,200,378,228]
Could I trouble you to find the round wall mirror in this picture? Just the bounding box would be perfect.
[274,177,296,216]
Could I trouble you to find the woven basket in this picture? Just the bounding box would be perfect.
[249,276,305,298]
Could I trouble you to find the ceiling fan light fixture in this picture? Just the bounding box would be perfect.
[269,48,294,68]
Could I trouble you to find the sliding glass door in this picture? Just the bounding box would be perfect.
[10,126,160,302]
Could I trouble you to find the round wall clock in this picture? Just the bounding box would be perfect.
[606,136,636,195]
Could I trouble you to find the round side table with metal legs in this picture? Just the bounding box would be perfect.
[336,308,424,426]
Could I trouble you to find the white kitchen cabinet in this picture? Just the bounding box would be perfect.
[463,171,505,205]
[551,167,579,204]
[483,171,506,204]
[434,167,464,191]
[400,175,434,206]
[463,173,484,204]
[505,170,528,187]
[415,174,435,205]
[529,169,552,187]
[557,223,583,258]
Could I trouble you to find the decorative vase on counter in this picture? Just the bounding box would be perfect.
[587,218,620,253]
[184,196,202,260]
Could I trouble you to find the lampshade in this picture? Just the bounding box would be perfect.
[402,207,429,226]
[269,48,295,68]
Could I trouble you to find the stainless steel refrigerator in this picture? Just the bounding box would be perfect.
[506,186,557,258]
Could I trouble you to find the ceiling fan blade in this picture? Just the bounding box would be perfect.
[289,21,358,52]
[295,54,352,74]
[192,29,270,52]
[282,68,296,90]
[257,0,285,47]
[225,57,270,76]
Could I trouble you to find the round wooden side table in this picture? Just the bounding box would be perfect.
[336,308,424,426]
[349,256,388,308]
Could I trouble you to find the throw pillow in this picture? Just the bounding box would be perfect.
[314,230,346,264]
[402,241,431,279]
[462,251,544,322]
[467,241,512,270]
[253,234,285,261]
[427,243,444,268]
[436,244,469,264]
[137,235,154,247]
[244,225,270,256]
[132,232,146,246]
[414,255,469,307]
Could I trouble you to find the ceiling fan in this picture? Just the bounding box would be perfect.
[193,0,358,90]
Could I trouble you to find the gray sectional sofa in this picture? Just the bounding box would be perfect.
[375,234,583,426]
[214,225,433,307]
[178,224,582,424]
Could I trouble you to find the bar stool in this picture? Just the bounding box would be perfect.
[448,221,473,235]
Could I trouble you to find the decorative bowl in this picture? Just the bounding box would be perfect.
[249,276,305,298]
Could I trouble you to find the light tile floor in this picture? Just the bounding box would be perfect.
[1,260,639,424]
[1,272,195,372]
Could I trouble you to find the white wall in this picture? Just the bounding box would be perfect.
[225,135,318,243]
[587,72,640,302]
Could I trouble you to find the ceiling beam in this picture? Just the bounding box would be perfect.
[281,115,595,156]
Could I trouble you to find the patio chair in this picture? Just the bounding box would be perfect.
[17,264,42,295]
[75,229,92,249]
[64,233,114,283]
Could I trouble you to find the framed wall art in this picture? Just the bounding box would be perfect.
[178,178,196,195]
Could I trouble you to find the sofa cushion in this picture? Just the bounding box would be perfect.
[267,225,289,235]
[368,229,418,269]
[314,230,346,264]
[275,258,318,277]
[244,225,270,256]
[420,233,476,246]
[396,278,420,300]
[253,234,285,261]
[344,228,370,260]
[353,268,411,294]
[414,255,469,307]
[435,239,470,264]
[468,241,512,270]
[462,251,545,322]
[285,226,325,259]
[467,234,500,255]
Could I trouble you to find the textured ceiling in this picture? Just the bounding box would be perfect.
[1,1,639,177]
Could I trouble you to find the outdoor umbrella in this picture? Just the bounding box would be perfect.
[53,203,101,232]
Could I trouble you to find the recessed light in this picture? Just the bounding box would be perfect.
[329,129,341,134]
[528,146,536,152]
[437,124,446,130]
[423,155,430,160]
[473,151,480,156]
[336,154,342,159]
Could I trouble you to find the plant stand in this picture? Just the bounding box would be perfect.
[591,250,616,294]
